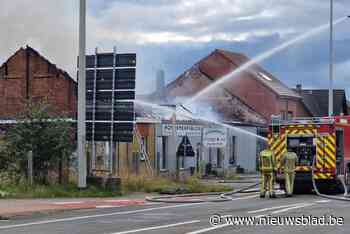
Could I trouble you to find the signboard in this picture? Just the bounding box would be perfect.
[82,50,136,142]
[203,128,227,148]
[162,124,202,137]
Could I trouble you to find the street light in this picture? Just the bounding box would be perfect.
[328,0,333,117]
[78,0,87,188]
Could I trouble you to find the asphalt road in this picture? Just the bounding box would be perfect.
[0,190,349,234]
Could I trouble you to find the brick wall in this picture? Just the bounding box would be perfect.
[225,75,311,122]
[0,47,77,118]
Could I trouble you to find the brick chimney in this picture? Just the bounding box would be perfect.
[156,69,166,100]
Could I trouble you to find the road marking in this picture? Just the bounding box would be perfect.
[0,203,204,230]
[315,199,331,203]
[187,202,317,234]
[230,195,259,201]
[270,203,314,214]
[0,194,257,230]
[111,220,201,234]
[247,203,308,214]
[96,205,123,209]
[52,202,84,205]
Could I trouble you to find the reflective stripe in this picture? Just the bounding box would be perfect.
[313,172,334,180]
[283,152,297,173]
[296,166,311,172]
[260,150,274,172]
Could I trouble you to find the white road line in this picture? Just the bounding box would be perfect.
[315,199,331,203]
[0,203,199,230]
[187,202,318,234]
[111,220,201,234]
[0,194,257,230]
[52,202,84,205]
[230,195,259,201]
[271,203,314,214]
[247,203,308,214]
[96,205,123,209]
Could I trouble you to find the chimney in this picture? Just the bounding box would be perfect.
[296,84,302,94]
[156,69,166,100]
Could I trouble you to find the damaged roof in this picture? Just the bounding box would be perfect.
[199,49,300,98]
[135,102,195,123]
[165,48,302,125]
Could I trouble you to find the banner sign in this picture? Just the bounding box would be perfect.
[203,128,227,148]
[162,124,202,137]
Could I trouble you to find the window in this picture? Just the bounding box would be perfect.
[161,136,167,170]
[141,136,148,152]
[229,136,236,165]
[287,111,293,120]
[257,72,272,81]
[209,148,213,164]
[280,111,286,120]
[179,155,185,169]
[217,148,223,168]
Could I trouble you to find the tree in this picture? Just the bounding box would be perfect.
[0,100,75,184]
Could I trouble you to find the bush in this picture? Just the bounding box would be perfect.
[0,100,75,184]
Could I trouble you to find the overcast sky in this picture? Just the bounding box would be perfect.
[1,0,349,96]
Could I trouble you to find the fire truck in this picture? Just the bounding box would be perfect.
[269,115,350,193]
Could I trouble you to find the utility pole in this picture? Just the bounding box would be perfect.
[328,0,334,117]
[78,0,87,188]
[27,151,33,185]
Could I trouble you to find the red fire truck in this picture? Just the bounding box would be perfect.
[269,115,350,193]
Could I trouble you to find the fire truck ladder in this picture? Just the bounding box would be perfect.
[134,126,154,176]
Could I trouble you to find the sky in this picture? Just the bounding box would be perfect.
[1,0,349,96]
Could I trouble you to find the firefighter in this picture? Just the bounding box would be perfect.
[282,147,298,197]
[259,149,276,198]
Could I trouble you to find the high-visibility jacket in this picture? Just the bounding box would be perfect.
[260,149,275,173]
[283,152,298,173]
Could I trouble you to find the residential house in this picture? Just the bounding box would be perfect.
[165,49,311,123]
[295,84,348,116]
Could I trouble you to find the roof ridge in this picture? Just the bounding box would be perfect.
[1,46,76,84]
[216,49,246,68]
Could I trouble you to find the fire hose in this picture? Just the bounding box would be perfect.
[145,182,260,203]
[312,155,350,201]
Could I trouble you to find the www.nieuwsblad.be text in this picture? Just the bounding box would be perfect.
[209,214,344,226]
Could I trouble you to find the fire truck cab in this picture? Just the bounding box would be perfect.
[269,115,350,193]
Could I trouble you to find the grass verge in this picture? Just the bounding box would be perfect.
[122,176,232,194]
[0,177,232,198]
[0,183,121,199]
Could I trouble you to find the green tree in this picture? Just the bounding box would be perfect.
[0,100,75,184]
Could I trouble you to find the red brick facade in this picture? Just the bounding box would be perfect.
[0,46,77,118]
[220,73,311,122]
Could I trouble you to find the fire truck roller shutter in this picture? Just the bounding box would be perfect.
[314,133,336,180]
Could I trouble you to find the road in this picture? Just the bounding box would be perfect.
[0,191,349,234]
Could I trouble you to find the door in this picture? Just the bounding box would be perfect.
[336,129,344,175]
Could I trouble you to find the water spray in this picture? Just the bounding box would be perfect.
[185,16,347,106]
[134,100,268,142]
